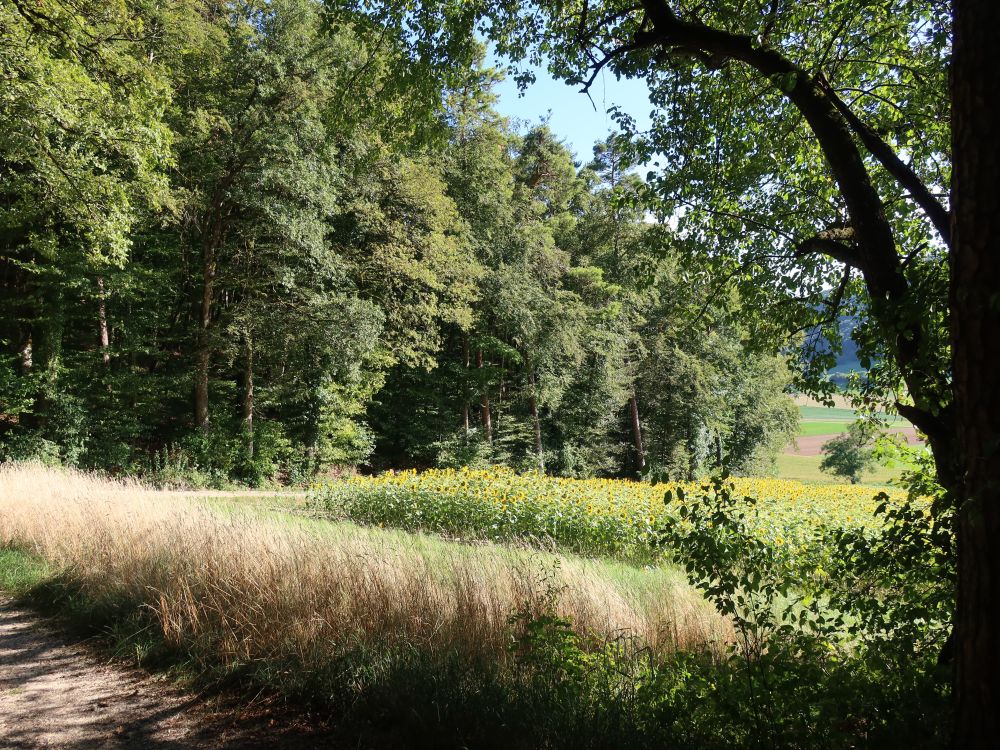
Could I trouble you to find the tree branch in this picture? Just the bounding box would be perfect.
[895,401,952,447]
[786,265,853,337]
[634,1,898,270]
[573,0,948,451]
[817,75,952,245]
[574,41,644,94]
[795,226,864,269]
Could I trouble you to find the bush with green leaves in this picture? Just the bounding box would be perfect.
[654,473,951,748]
[821,450,955,658]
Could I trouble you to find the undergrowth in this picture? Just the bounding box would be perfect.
[0,464,952,749]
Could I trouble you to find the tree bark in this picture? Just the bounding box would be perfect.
[477,348,492,443]
[97,276,110,365]
[951,0,1000,744]
[629,391,645,472]
[528,368,544,472]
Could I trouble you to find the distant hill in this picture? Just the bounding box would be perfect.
[829,315,861,381]
[804,310,862,384]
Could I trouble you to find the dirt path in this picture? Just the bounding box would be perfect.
[0,600,353,749]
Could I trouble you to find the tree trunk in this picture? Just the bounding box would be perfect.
[463,335,470,438]
[951,0,1000,744]
[528,368,544,473]
[97,277,110,365]
[194,233,216,431]
[477,348,492,443]
[35,284,63,373]
[629,392,645,472]
[243,338,254,459]
[19,334,32,373]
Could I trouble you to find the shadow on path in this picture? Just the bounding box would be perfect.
[0,599,374,749]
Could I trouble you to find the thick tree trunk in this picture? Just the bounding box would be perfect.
[194,235,216,431]
[629,392,645,472]
[528,368,544,473]
[951,0,1000,744]
[243,339,254,459]
[477,348,492,443]
[97,277,110,365]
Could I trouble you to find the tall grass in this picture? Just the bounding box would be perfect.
[0,463,727,745]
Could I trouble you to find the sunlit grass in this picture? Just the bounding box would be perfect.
[0,463,726,671]
[775,453,901,485]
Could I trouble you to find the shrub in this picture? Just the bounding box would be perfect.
[656,474,950,748]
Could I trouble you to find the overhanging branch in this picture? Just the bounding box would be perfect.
[593,0,946,444]
[795,226,864,269]
[633,1,899,274]
[817,75,952,246]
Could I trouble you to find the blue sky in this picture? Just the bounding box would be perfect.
[487,51,655,164]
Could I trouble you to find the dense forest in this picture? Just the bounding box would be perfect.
[0,0,797,486]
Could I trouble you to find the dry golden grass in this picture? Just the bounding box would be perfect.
[0,464,727,684]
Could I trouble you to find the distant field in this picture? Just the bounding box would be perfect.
[792,403,857,446]
[792,393,854,409]
[798,420,851,437]
[781,397,914,482]
[797,405,857,422]
[793,400,907,439]
[775,454,901,486]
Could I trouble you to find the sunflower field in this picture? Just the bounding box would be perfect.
[308,468,911,561]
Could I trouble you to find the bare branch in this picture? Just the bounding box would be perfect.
[573,41,644,94]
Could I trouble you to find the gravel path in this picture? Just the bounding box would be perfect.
[0,600,354,749]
